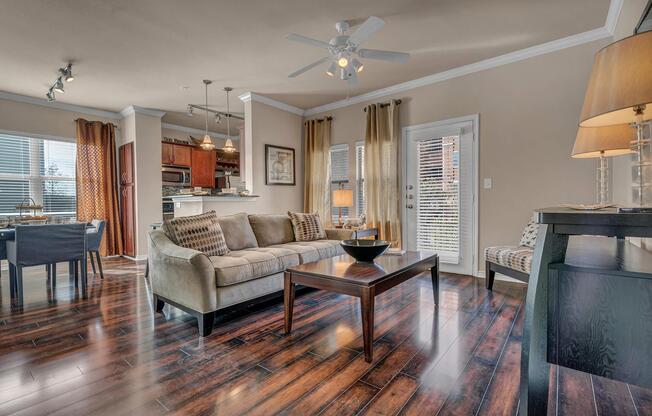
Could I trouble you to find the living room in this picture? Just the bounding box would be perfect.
[1,0,652,414]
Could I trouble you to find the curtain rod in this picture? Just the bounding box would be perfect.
[363,99,402,112]
[304,116,333,123]
[74,118,118,128]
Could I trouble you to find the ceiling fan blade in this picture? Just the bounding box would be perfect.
[288,56,331,78]
[286,33,331,49]
[357,48,410,63]
[348,16,384,46]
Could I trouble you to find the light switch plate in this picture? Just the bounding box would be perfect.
[483,178,492,189]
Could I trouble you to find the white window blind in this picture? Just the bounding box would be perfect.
[416,135,460,260]
[330,144,350,221]
[0,134,77,219]
[355,143,365,216]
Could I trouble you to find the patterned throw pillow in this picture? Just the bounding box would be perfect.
[165,211,229,256]
[287,212,327,241]
[519,217,540,248]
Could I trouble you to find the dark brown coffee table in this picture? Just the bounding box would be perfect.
[284,251,439,362]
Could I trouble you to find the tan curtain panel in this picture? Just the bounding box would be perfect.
[75,119,123,256]
[303,118,331,224]
[364,102,402,247]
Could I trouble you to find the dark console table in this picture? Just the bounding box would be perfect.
[521,207,652,415]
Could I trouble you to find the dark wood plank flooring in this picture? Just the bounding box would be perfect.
[0,257,650,415]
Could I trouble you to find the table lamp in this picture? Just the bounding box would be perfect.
[572,125,633,204]
[332,186,354,228]
[578,30,652,206]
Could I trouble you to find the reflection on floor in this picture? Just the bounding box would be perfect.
[0,258,650,415]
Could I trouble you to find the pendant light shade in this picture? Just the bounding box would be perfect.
[579,31,652,127]
[200,80,215,150]
[222,87,237,153]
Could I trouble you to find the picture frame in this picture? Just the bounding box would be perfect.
[265,144,296,185]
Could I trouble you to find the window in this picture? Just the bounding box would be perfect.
[329,144,350,222]
[0,134,77,219]
[355,142,365,216]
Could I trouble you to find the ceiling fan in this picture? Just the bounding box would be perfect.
[286,16,410,85]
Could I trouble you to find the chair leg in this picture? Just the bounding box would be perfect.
[9,264,16,297]
[89,251,97,275]
[153,293,164,312]
[81,255,88,291]
[74,260,79,287]
[46,264,51,280]
[51,263,57,288]
[15,266,24,304]
[198,312,215,337]
[95,251,104,279]
[486,260,496,290]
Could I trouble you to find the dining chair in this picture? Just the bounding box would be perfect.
[7,223,87,303]
[86,219,106,279]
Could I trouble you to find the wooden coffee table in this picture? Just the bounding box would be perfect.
[284,251,439,362]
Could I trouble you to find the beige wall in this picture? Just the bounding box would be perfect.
[308,39,610,274]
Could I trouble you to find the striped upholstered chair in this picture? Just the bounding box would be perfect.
[484,216,539,290]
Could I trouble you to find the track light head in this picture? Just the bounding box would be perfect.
[186,105,193,116]
[59,63,74,82]
[46,90,55,102]
[351,58,364,73]
[53,78,65,93]
[326,62,337,77]
[215,114,222,124]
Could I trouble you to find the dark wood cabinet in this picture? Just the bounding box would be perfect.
[162,142,192,167]
[191,148,216,188]
[119,142,136,257]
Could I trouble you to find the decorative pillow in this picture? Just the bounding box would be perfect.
[287,212,327,241]
[165,211,229,256]
[218,212,258,251]
[519,216,540,248]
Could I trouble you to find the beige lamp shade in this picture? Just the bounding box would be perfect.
[332,188,354,207]
[579,31,652,127]
[572,124,633,158]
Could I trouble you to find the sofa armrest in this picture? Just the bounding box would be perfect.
[325,228,355,241]
[148,230,217,314]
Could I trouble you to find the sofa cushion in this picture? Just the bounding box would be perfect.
[288,212,327,241]
[209,248,298,287]
[218,212,258,251]
[164,211,229,256]
[248,214,295,247]
[291,240,345,260]
[270,243,321,264]
[485,246,533,274]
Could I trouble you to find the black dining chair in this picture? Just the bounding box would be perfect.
[86,219,106,279]
[7,223,88,303]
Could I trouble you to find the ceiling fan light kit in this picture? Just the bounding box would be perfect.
[286,16,410,84]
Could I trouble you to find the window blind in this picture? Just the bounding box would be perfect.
[0,134,76,218]
[355,143,365,217]
[416,135,460,260]
[330,145,350,221]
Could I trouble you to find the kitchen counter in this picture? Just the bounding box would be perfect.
[168,194,259,202]
[169,194,260,217]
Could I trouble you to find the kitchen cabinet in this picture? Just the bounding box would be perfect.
[191,148,217,188]
[119,142,136,257]
[162,142,191,167]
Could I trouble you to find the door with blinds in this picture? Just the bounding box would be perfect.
[404,118,476,276]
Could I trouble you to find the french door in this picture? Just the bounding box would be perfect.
[404,116,477,276]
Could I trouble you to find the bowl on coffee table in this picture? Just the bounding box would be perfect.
[340,239,390,262]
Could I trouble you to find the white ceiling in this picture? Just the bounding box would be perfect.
[0,0,611,126]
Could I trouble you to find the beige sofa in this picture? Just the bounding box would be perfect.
[147,212,350,336]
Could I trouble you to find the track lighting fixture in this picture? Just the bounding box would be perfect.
[199,80,216,151]
[186,105,194,116]
[222,87,237,153]
[45,63,75,102]
[59,63,74,82]
[215,114,222,124]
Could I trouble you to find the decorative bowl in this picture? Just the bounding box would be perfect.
[340,239,390,262]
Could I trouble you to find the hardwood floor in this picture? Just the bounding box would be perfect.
[0,257,650,415]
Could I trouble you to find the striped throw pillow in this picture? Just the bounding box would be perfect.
[288,212,327,241]
[165,211,230,256]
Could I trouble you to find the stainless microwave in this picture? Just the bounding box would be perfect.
[162,166,191,187]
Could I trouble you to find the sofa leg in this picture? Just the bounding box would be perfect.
[153,293,165,312]
[486,260,496,290]
[198,312,215,337]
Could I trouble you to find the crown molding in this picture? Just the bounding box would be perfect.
[303,26,613,116]
[119,105,166,118]
[239,92,304,116]
[161,122,239,140]
[605,0,624,35]
[0,90,122,119]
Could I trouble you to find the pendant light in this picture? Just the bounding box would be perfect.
[222,87,237,153]
[199,80,215,150]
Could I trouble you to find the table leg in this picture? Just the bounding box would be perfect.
[431,258,439,305]
[284,271,295,334]
[360,287,376,362]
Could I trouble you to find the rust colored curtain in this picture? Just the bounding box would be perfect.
[75,119,123,256]
[303,118,332,224]
[364,102,402,247]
